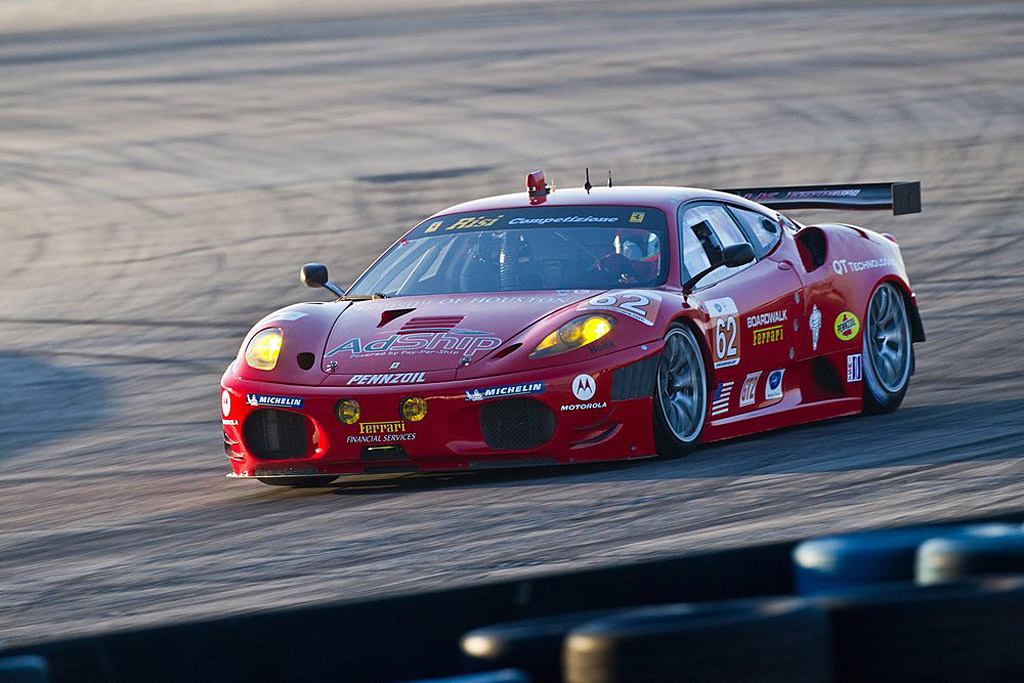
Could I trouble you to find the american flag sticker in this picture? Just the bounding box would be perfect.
[711,381,734,417]
[847,353,863,382]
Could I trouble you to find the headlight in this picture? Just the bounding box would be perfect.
[244,327,283,370]
[530,314,614,359]
[400,396,427,422]
[336,399,360,424]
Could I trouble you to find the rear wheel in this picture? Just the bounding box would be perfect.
[654,324,708,457]
[862,283,912,414]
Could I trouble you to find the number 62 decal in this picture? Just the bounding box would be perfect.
[577,290,662,326]
[706,297,741,368]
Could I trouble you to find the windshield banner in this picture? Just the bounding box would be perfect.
[410,206,666,238]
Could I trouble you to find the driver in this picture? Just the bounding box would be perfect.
[597,230,659,284]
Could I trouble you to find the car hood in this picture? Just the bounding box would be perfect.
[319,291,598,382]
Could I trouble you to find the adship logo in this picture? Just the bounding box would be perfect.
[572,374,596,402]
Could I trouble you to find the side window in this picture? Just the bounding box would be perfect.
[729,206,780,254]
[679,203,754,287]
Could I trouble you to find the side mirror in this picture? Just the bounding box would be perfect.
[300,263,344,298]
[682,243,757,292]
[722,243,756,268]
[300,263,329,288]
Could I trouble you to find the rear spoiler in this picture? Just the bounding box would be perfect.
[716,181,921,215]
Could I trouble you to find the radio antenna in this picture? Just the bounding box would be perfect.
[584,167,592,194]
[607,170,613,188]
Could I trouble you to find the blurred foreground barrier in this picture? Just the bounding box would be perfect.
[0,542,795,682]
[916,531,1024,584]
[792,522,1020,593]
[812,577,1024,681]
[403,670,531,683]
[563,599,831,683]
[0,656,49,683]
[461,609,627,683]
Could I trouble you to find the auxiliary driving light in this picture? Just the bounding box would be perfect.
[400,397,427,422]
[336,399,360,424]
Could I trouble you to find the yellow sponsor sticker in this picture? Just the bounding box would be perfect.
[629,212,645,223]
[752,324,784,345]
[834,311,860,341]
[424,221,444,233]
[359,421,407,435]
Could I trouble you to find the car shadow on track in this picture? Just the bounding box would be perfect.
[242,398,1024,497]
[0,352,114,462]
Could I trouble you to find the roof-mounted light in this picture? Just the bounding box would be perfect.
[527,170,550,205]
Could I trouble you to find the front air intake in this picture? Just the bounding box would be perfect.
[242,409,308,460]
[479,398,555,451]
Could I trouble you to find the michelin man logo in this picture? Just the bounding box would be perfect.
[810,305,822,351]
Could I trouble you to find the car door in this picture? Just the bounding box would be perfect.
[679,202,803,418]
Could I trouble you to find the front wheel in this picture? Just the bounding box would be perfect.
[862,282,913,414]
[654,324,708,457]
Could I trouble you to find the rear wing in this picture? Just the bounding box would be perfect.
[716,181,921,215]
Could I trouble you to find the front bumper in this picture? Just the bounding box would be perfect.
[220,345,660,478]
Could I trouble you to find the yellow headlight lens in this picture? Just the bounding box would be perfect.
[400,396,427,422]
[530,315,615,359]
[336,399,360,424]
[244,328,283,370]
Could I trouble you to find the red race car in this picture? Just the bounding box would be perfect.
[220,171,924,486]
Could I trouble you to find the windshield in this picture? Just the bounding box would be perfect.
[348,206,667,297]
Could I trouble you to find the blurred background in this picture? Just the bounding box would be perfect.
[0,0,1021,648]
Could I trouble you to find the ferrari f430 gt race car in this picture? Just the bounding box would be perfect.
[220,171,924,485]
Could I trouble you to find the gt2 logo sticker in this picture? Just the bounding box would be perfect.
[577,291,662,327]
[326,330,501,358]
[739,372,761,408]
[706,298,740,369]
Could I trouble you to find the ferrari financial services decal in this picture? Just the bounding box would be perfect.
[577,291,662,327]
[465,381,545,402]
[246,394,303,409]
[359,421,406,434]
[347,433,416,443]
[739,372,761,408]
[711,381,734,417]
[707,297,740,369]
[834,311,860,341]
[847,354,863,382]
[765,370,784,402]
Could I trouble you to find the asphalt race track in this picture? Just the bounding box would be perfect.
[0,0,1021,647]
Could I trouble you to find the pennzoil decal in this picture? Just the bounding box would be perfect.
[834,311,860,341]
[577,291,661,327]
[347,372,426,386]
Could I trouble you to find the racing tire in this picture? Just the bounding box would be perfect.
[653,324,708,458]
[461,609,629,683]
[792,523,1021,594]
[862,282,913,414]
[563,599,832,683]
[257,476,338,487]
[916,532,1024,585]
[812,577,1024,681]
